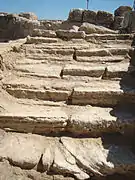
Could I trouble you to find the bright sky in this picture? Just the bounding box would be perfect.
[0,0,133,20]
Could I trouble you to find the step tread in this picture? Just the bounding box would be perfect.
[0,89,135,135]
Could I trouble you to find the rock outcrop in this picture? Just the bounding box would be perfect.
[121,11,135,33]
[113,6,132,30]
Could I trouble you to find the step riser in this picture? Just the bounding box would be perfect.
[6,88,69,102]
[72,92,135,106]
[76,49,131,57]
[5,87,135,107]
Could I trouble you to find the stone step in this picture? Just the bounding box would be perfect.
[32,29,57,38]
[1,99,135,136]
[14,64,62,78]
[62,63,129,78]
[26,48,74,56]
[25,47,131,58]
[15,62,129,79]
[71,80,135,106]
[24,43,92,50]
[3,76,135,106]
[76,47,131,57]
[76,55,127,63]
[0,131,135,180]
[25,55,126,64]
[26,36,59,44]
[6,88,70,102]
[86,34,133,41]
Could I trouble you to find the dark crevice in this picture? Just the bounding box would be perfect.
[73,48,77,60]
[101,67,108,79]
[67,89,74,105]
[60,68,64,78]
[37,154,44,173]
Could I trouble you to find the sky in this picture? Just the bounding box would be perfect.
[0,0,133,20]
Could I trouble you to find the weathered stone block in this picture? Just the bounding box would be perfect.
[83,10,97,23]
[96,11,114,28]
[68,9,84,22]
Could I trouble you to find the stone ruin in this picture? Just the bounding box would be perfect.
[0,5,135,180]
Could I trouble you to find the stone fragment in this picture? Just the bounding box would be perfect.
[79,23,116,34]
[61,137,135,176]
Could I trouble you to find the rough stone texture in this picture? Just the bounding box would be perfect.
[32,29,56,38]
[0,131,135,180]
[114,6,132,17]
[113,16,124,30]
[83,10,97,24]
[68,9,84,22]
[0,13,40,40]
[26,36,58,44]
[40,20,63,30]
[121,11,135,33]
[56,30,86,39]
[96,11,114,28]
[0,23,134,180]
[19,12,38,20]
[79,23,116,34]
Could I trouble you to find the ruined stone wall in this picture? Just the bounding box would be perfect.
[0,6,133,41]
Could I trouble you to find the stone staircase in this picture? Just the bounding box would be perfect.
[0,31,135,180]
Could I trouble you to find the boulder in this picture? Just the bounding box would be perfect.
[114,6,132,17]
[83,10,97,24]
[96,11,114,28]
[79,23,117,34]
[19,12,38,20]
[121,11,135,33]
[68,9,84,22]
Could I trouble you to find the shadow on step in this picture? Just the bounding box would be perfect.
[100,37,135,180]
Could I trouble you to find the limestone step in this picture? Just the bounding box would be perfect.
[26,36,59,44]
[0,131,135,180]
[76,55,127,63]
[24,55,126,64]
[14,64,62,78]
[62,63,129,78]
[86,34,133,41]
[71,80,135,106]
[25,47,131,58]
[32,29,57,38]
[26,48,74,56]
[3,76,135,106]
[1,98,135,136]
